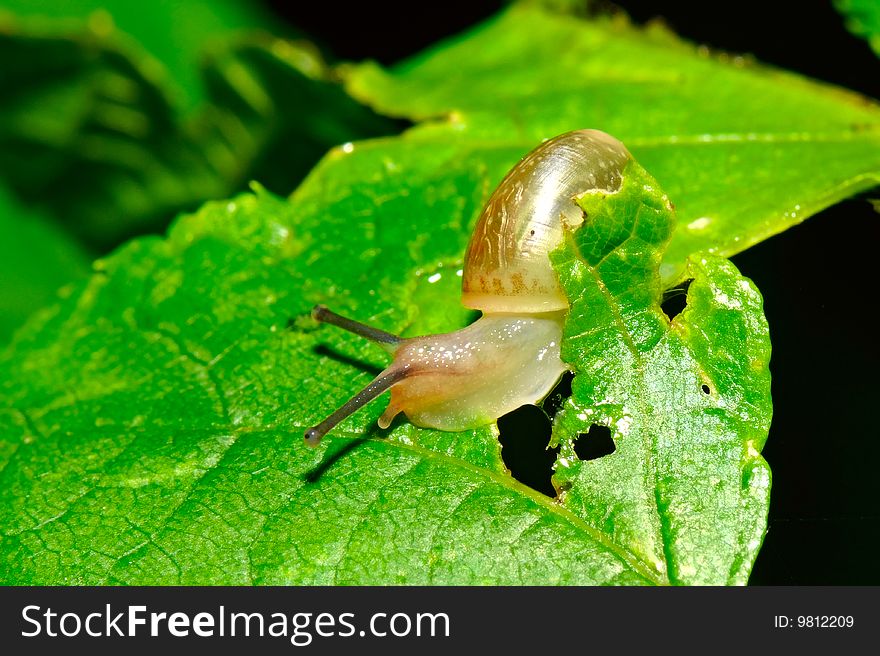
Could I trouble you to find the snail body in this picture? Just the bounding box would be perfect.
[305,129,631,446]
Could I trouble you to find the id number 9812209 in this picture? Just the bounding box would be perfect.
[774,616,854,629]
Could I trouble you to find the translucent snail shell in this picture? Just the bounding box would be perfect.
[462,129,629,313]
[305,129,631,446]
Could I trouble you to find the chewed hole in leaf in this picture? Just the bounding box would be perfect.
[541,371,575,418]
[498,405,559,497]
[701,384,711,395]
[661,278,694,321]
[573,425,616,461]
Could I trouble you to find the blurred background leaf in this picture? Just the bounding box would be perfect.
[835,0,880,56]
[0,15,207,246]
[0,183,89,342]
[0,0,279,108]
[0,14,400,248]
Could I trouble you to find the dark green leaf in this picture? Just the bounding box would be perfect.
[198,37,404,202]
[0,17,400,248]
[0,184,90,343]
[0,14,217,246]
[836,0,880,55]
[0,0,278,108]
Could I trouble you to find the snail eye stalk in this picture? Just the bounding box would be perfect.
[304,365,408,447]
[311,305,400,347]
[305,306,408,446]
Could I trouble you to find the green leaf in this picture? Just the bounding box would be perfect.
[836,0,880,56]
[0,184,90,343]
[550,163,771,585]
[0,17,399,247]
[0,129,769,583]
[344,6,880,283]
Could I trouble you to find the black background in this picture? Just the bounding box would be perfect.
[264,0,880,584]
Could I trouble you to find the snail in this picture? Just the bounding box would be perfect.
[305,129,631,446]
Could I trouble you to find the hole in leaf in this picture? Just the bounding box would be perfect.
[701,384,711,395]
[661,278,694,321]
[497,405,558,497]
[541,371,575,419]
[573,425,616,461]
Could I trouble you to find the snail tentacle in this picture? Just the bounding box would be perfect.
[312,305,400,349]
[304,365,410,447]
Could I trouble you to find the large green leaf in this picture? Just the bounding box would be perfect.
[0,184,90,343]
[0,129,769,584]
[344,6,880,283]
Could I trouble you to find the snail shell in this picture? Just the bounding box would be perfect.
[462,129,630,313]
